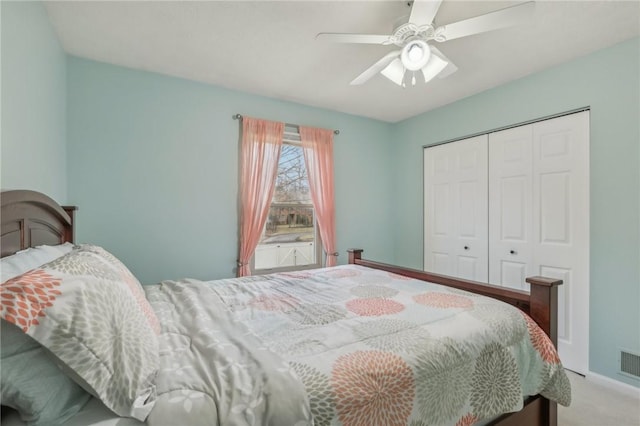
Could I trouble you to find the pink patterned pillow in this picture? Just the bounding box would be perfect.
[0,246,159,421]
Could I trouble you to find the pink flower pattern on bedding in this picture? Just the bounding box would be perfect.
[346,297,405,316]
[0,270,61,331]
[323,268,360,279]
[522,311,561,364]
[331,350,414,426]
[456,413,479,426]
[412,292,474,309]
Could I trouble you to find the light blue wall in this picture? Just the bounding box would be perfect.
[1,1,67,203]
[66,57,393,284]
[391,37,640,387]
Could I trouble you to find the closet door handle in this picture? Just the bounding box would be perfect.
[464,246,470,251]
[510,250,517,255]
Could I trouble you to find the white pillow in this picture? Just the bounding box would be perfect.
[1,243,75,283]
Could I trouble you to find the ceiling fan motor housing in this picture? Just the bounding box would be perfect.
[391,22,435,46]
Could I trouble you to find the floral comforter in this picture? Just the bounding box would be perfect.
[148,264,570,426]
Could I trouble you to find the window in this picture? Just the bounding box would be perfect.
[252,128,322,272]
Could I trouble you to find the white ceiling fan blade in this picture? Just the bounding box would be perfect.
[421,52,449,83]
[316,33,391,45]
[380,58,406,86]
[429,45,458,79]
[408,0,444,26]
[437,1,535,42]
[350,51,401,85]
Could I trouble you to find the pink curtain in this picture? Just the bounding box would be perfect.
[238,117,284,276]
[300,126,337,267]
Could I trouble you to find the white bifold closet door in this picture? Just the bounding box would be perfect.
[424,111,589,374]
[423,135,488,282]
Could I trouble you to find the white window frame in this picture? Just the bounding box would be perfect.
[251,127,323,273]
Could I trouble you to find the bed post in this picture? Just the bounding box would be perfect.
[62,206,78,244]
[525,276,561,345]
[347,248,363,264]
[526,276,562,426]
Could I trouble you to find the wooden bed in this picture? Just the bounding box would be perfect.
[1,189,562,426]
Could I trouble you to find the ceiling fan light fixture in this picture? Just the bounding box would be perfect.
[319,0,535,87]
[421,53,448,83]
[401,40,431,71]
[380,57,406,86]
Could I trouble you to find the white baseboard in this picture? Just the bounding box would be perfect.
[586,371,640,397]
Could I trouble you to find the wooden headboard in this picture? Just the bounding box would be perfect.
[1,190,77,258]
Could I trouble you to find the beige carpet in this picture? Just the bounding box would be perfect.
[558,371,640,426]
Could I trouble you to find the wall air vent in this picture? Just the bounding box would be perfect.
[620,349,640,379]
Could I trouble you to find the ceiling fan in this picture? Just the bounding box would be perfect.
[317,0,535,87]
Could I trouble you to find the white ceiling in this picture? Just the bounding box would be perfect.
[44,1,640,123]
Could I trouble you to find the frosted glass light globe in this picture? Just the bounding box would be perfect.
[401,40,431,71]
[408,45,423,61]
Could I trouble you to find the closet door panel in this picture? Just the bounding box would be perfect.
[533,111,589,374]
[454,176,488,281]
[431,175,452,275]
[499,176,528,240]
[539,172,571,244]
[424,135,488,281]
[425,143,455,275]
[488,125,534,290]
[452,135,488,283]
[500,260,528,288]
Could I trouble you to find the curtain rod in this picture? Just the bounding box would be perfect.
[232,114,340,135]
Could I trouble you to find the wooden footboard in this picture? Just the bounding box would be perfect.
[347,249,561,426]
